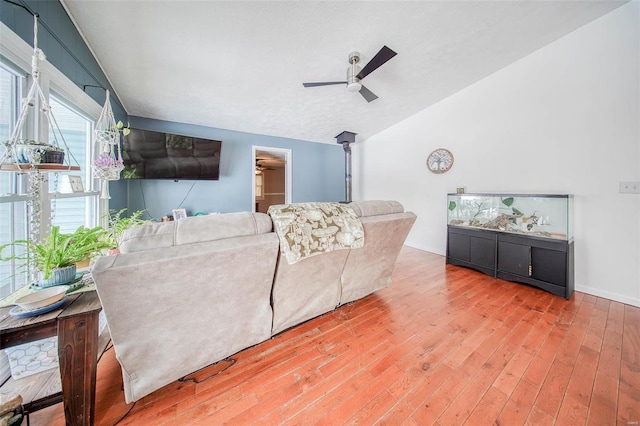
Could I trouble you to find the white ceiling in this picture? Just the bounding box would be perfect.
[61,0,627,145]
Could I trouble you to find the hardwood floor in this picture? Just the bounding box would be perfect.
[31,247,639,425]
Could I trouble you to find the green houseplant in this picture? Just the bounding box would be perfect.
[104,208,148,252]
[0,225,110,285]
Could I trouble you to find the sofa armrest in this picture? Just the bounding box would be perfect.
[340,211,417,304]
[349,200,405,217]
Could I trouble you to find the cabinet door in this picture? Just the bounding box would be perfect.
[531,247,566,286]
[470,236,496,269]
[448,232,470,262]
[498,241,530,277]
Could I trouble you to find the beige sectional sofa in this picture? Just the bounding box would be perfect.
[92,200,416,403]
[270,200,417,334]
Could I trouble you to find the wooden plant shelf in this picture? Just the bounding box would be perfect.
[0,163,80,172]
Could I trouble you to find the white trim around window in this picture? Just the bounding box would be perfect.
[1,21,105,236]
[0,21,102,119]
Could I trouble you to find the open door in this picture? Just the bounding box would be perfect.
[252,146,291,213]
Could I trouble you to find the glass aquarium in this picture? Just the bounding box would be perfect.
[447,193,573,241]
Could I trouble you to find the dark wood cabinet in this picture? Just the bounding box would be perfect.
[447,226,574,299]
[497,241,530,277]
[446,226,497,277]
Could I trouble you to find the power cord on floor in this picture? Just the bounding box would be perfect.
[112,401,136,426]
[178,358,237,384]
[100,347,234,423]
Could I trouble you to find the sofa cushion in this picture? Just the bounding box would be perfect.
[349,200,404,217]
[119,221,176,253]
[119,212,272,253]
[268,202,364,264]
[175,212,272,246]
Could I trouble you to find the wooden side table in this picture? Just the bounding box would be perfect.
[0,291,102,426]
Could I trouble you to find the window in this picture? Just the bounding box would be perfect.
[1,23,104,297]
[49,96,99,233]
[0,63,28,298]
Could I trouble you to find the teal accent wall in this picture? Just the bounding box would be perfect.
[1,0,128,210]
[123,117,345,218]
[0,0,126,119]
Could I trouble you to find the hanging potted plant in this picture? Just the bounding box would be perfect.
[92,90,129,199]
[4,139,65,164]
[0,225,111,287]
[93,120,129,179]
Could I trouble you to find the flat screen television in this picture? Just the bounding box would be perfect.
[122,128,222,180]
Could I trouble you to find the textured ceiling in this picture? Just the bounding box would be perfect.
[60,0,627,144]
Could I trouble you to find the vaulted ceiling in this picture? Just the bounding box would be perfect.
[60,0,627,144]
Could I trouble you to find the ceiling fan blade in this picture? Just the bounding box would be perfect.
[302,81,347,87]
[359,85,378,103]
[356,45,397,80]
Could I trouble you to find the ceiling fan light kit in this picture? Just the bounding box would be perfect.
[347,82,362,93]
[346,52,363,92]
[302,46,397,102]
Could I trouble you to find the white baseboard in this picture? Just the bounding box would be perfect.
[575,285,640,308]
[403,245,640,308]
[404,242,445,256]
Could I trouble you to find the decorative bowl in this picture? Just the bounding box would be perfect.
[14,286,68,311]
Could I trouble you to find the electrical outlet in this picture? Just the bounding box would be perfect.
[619,181,640,194]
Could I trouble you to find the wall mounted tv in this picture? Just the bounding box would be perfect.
[122,128,222,180]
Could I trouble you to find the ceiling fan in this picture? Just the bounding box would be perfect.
[302,45,397,102]
[255,158,276,172]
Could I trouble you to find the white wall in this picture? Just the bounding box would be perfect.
[354,2,640,306]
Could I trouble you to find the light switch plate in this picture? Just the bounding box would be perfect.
[619,181,640,194]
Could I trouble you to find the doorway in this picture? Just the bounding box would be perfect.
[252,146,291,213]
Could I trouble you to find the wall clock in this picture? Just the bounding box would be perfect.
[426,148,454,174]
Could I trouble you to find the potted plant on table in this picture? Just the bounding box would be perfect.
[0,225,111,287]
[104,208,149,254]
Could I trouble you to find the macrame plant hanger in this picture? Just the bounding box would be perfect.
[0,15,80,169]
[92,90,124,199]
[0,15,80,282]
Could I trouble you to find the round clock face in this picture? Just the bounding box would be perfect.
[426,148,454,174]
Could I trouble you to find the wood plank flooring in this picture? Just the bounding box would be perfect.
[31,247,640,425]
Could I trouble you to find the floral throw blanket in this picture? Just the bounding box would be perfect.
[268,202,364,264]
